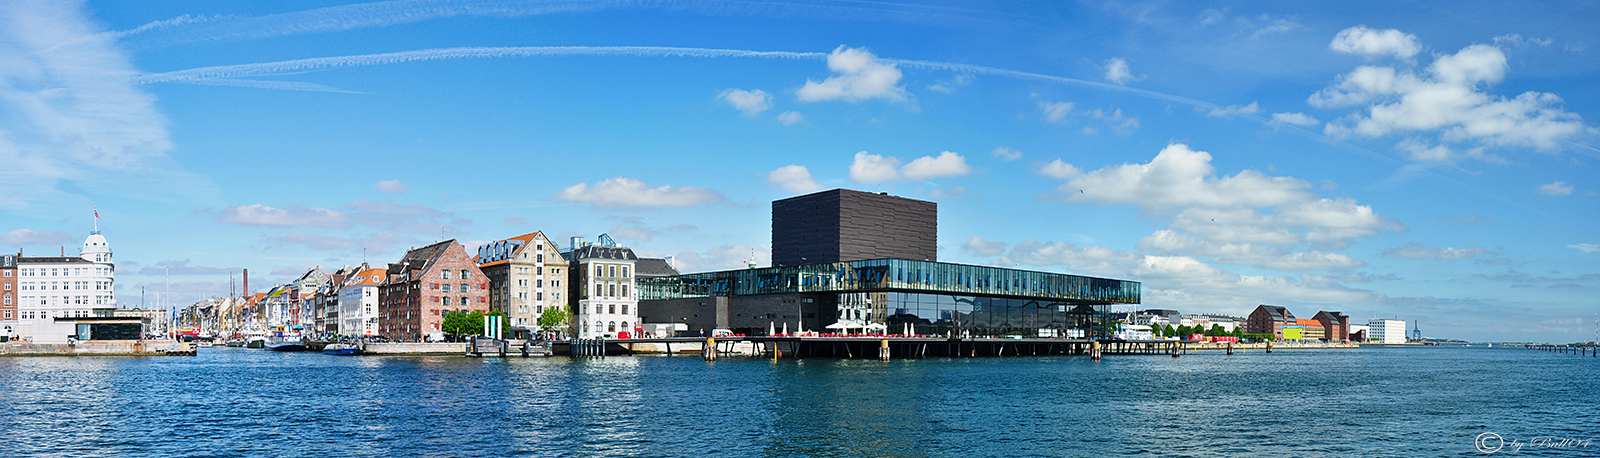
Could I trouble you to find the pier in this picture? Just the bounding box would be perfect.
[567,337,1197,359]
[1525,343,1598,356]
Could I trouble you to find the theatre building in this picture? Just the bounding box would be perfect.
[637,189,1140,338]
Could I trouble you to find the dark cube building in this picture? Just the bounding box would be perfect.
[772,189,937,266]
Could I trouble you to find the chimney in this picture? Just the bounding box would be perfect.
[243,269,249,298]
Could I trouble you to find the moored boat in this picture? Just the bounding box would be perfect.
[322,343,361,355]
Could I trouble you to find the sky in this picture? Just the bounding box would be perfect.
[1,0,1596,342]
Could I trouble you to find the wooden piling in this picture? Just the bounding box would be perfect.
[1090,341,1102,361]
[1227,342,1233,355]
[879,340,890,360]
[703,338,716,361]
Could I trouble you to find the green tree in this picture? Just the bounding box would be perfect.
[1176,325,1191,337]
[1163,324,1176,337]
[536,305,569,333]
[1208,324,1226,336]
[442,310,485,340]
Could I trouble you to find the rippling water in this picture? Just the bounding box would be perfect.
[0,346,1594,457]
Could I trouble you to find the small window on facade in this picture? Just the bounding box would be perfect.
[608,304,615,314]
[443,297,451,306]
[460,283,468,292]
[620,284,627,297]
[443,270,451,280]
[621,304,628,314]
[460,270,469,279]
[595,265,603,276]
[536,254,543,262]
[608,266,616,277]
[621,266,628,277]
[442,284,451,293]
[461,297,469,306]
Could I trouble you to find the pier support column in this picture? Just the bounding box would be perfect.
[1227,342,1233,355]
[879,340,890,360]
[1090,341,1102,361]
[1266,341,1273,354]
[703,338,716,361]
[1171,342,1181,358]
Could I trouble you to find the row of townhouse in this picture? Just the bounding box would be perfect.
[1244,305,1405,343]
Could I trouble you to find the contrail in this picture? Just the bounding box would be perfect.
[136,46,825,84]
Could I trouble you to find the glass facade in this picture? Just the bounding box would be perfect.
[640,258,1140,305]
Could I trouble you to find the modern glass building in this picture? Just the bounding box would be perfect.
[639,258,1140,338]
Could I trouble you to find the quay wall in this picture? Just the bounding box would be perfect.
[1185,342,1359,350]
[364,342,467,355]
[1,341,197,356]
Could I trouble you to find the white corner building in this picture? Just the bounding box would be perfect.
[569,242,638,339]
[1368,318,1407,344]
[15,231,118,340]
[339,266,384,336]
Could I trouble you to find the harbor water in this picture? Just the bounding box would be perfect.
[0,346,1594,457]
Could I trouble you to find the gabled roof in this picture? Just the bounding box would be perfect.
[343,268,387,287]
[1253,304,1295,322]
[478,231,557,268]
[635,258,680,277]
[571,245,637,261]
[389,239,455,278]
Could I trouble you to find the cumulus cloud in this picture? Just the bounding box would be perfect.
[719,88,772,115]
[926,73,973,93]
[1038,159,1083,179]
[1382,242,1488,259]
[1538,181,1573,196]
[1330,26,1422,59]
[374,179,407,193]
[1,229,74,246]
[555,177,726,208]
[797,46,907,103]
[1207,102,1260,118]
[849,151,972,184]
[217,204,350,227]
[1271,112,1321,126]
[1039,101,1074,123]
[1051,143,1392,272]
[962,235,1006,257]
[768,165,823,193]
[1103,58,1135,84]
[991,147,1022,161]
[1313,33,1594,153]
[775,111,804,125]
[1089,108,1140,134]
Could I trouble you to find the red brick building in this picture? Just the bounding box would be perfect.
[1313,310,1350,342]
[2,254,16,333]
[379,240,489,341]
[1246,304,1295,339]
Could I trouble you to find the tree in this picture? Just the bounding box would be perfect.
[442,310,485,340]
[1176,325,1192,337]
[536,305,569,334]
[1163,324,1177,337]
[1208,324,1226,336]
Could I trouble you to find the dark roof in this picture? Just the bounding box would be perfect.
[570,245,637,261]
[1,255,14,268]
[1254,304,1294,321]
[17,256,93,265]
[388,240,455,277]
[634,258,680,277]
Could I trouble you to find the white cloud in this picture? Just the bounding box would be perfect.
[718,88,772,115]
[1569,243,1600,254]
[217,204,350,227]
[1138,230,1366,270]
[1329,26,1421,59]
[767,165,823,193]
[901,151,971,180]
[1039,101,1074,123]
[1271,112,1320,126]
[848,151,901,184]
[775,111,804,125]
[849,151,972,183]
[1057,144,1313,209]
[1089,108,1140,134]
[607,216,693,242]
[991,147,1022,161]
[926,74,973,93]
[1250,16,1300,39]
[374,179,407,193]
[1,229,73,246]
[797,46,907,103]
[554,177,726,208]
[961,235,1006,257]
[1103,57,1136,84]
[1313,38,1593,153]
[1382,242,1488,259]
[1207,102,1260,118]
[1038,159,1083,179]
[1538,181,1573,196]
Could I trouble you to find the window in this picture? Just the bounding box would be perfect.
[460,270,469,279]
[608,304,615,314]
[443,297,451,306]
[535,279,542,288]
[620,284,628,298]
[536,292,542,300]
[443,270,451,280]
[460,283,468,292]
[536,266,542,276]
[608,322,616,332]
[595,265,603,276]
[442,284,451,293]
[461,297,469,306]
[608,266,616,277]
[536,254,543,262]
[622,266,628,277]
[608,284,617,297]
[621,304,628,314]
[594,284,601,297]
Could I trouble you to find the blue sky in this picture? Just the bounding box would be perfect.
[2,0,1596,342]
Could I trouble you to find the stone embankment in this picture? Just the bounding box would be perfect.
[1,340,198,356]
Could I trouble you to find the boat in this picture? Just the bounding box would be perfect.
[245,336,265,348]
[264,330,306,352]
[322,342,362,355]
[225,339,246,347]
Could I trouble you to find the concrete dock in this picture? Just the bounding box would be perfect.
[1,340,198,356]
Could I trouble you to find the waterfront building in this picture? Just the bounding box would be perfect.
[113,308,169,339]
[378,240,488,341]
[285,268,329,329]
[1246,305,1296,339]
[13,231,117,340]
[1313,311,1350,342]
[476,231,567,337]
[1295,318,1326,340]
[1368,319,1406,343]
[2,254,15,338]
[1283,325,1304,340]
[772,189,937,266]
[640,189,1138,339]
[338,266,384,336]
[569,242,639,339]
